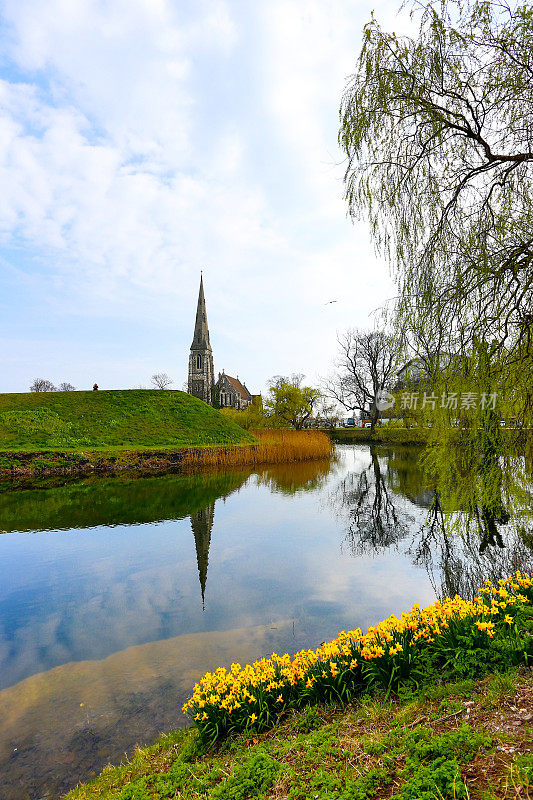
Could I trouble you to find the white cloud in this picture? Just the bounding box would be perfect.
[0,0,397,393]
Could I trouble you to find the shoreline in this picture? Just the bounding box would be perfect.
[64,666,533,800]
[0,432,334,483]
[329,425,532,447]
[330,427,427,445]
[63,571,533,800]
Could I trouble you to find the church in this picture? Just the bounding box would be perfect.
[187,276,254,410]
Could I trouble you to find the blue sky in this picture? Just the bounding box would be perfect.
[0,0,406,394]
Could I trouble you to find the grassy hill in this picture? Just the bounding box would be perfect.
[0,390,255,451]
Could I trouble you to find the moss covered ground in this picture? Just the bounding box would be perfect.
[0,389,254,452]
[63,667,533,800]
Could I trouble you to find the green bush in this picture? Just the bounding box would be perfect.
[394,758,467,800]
[341,768,391,799]
[210,749,281,800]
[293,705,322,733]
[118,778,150,800]
[406,725,491,765]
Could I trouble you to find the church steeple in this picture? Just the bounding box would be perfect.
[191,274,211,350]
[188,274,215,404]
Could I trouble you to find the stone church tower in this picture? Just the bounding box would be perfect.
[188,275,215,404]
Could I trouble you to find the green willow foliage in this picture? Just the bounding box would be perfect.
[394,337,533,537]
[340,0,533,375]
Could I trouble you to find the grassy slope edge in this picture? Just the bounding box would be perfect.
[0,390,255,450]
[64,667,533,800]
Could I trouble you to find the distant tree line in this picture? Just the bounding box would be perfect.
[30,379,76,392]
[28,373,177,392]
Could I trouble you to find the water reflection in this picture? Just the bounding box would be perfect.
[191,503,214,606]
[415,441,533,601]
[413,506,533,602]
[331,444,533,603]
[0,446,531,799]
[1,459,348,799]
[255,459,333,495]
[331,447,414,552]
[424,443,533,545]
[0,470,252,533]
[0,622,292,800]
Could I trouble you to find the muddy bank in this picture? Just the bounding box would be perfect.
[0,436,333,486]
[0,448,193,479]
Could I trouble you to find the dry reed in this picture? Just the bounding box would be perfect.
[180,429,333,470]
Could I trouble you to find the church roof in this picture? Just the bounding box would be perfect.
[190,274,211,350]
[225,374,252,401]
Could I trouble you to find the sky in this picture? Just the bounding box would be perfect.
[0,0,405,395]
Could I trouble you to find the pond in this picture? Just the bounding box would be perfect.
[0,444,531,799]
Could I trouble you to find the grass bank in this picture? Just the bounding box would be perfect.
[64,572,533,800]
[330,428,428,446]
[64,669,533,800]
[0,431,332,480]
[0,391,332,478]
[0,390,255,450]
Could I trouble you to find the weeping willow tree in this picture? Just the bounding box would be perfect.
[397,336,533,540]
[340,0,533,417]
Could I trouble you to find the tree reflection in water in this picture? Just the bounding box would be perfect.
[332,443,533,601]
[331,447,414,553]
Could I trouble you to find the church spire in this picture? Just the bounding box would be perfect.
[187,274,215,405]
[191,273,211,350]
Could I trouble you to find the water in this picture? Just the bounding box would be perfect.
[0,444,530,799]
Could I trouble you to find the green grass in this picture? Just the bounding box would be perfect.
[330,427,428,445]
[0,390,255,450]
[63,668,533,800]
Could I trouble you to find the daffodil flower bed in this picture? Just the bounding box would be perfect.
[183,572,533,745]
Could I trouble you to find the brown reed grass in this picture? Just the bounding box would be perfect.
[179,429,333,470]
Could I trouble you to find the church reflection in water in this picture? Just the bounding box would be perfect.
[190,502,214,607]
[187,458,334,608]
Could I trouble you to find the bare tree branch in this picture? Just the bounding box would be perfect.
[151,373,174,390]
[323,328,403,431]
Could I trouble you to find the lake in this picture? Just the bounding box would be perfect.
[0,444,531,799]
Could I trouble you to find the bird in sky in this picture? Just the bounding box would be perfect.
[324,300,338,305]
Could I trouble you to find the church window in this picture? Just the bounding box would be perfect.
[196,354,202,370]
